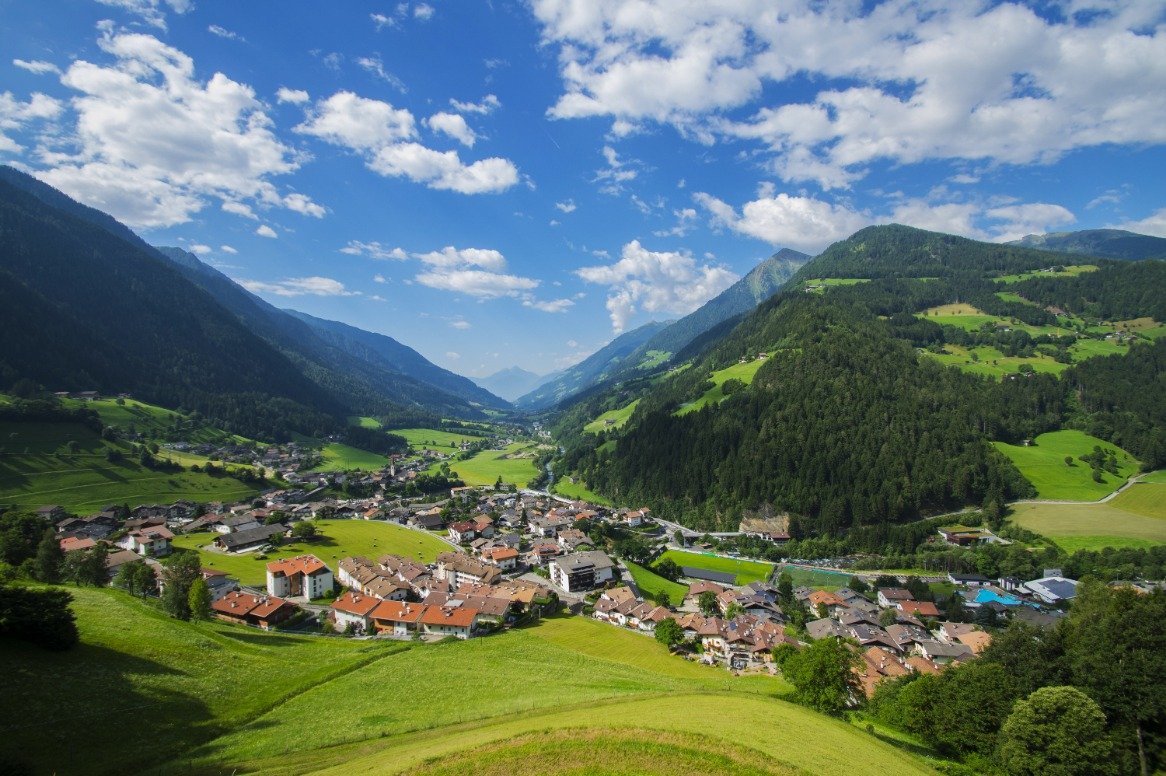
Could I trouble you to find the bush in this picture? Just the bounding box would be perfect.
[0,585,78,650]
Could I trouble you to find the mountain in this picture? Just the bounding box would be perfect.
[474,366,550,402]
[1008,229,1166,261]
[631,248,810,360]
[0,169,339,440]
[152,247,507,419]
[515,321,671,410]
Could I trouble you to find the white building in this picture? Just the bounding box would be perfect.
[549,551,615,593]
[266,554,334,600]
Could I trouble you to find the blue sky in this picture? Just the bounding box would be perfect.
[2,1,1164,378]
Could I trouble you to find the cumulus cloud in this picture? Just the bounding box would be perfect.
[96,0,191,30]
[416,269,538,298]
[576,240,737,332]
[13,59,60,75]
[450,94,501,114]
[220,244,237,254]
[283,192,326,218]
[695,191,868,253]
[276,87,309,105]
[342,240,408,260]
[29,30,321,229]
[189,243,212,254]
[555,199,577,213]
[297,91,517,194]
[0,91,63,153]
[239,276,358,297]
[255,224,277,238]
[414,3,435,21]
[426,112,477,147]
[371,13,395,31]
[1113,207,1166,238]
[532,1,1166,189]
[413,246,507,270]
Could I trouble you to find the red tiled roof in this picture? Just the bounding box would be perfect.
[419,606,478,628]
[331,590,380,616]
[370,600,426,624]
[267,554,329,577]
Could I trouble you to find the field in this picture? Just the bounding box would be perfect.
[62,397,248,444]
[349,416,383,429]
[550,477,612,505]
[993,430,1138,500]
[311,442,390,472]
[172,520,451,585]
[922,344,1068,378]
[775,564,853,589]
[995,264,1099,283]
[676,356,771,416]
[1009,496,1166,552]
[432,442,540,488]
[584,399,640,434]
[636,350,671,370]
[1109,481,1166,519]
[1141,469,1166,484]
[655,549,775,585]
[393,427,485,451]
[803,277,871,293]
[625,560,688,603]
[0,420,262,513]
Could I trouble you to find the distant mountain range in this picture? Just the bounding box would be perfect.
[1008,229,1166,261]
[473,366,553,402]
[513,248,810,411]
[0,166,506,438]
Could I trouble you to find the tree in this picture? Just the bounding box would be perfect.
[113,560,144,596]
[64,545,108,587]
[928,661,1020,757]
[673,529,685,547]
[654,558,681,582]
[848,576,869,594]
[974,604,999,628]
[997,686,1115,776]
[33,528,64,583]
[725,602,744,620]
[0,584,78,650]
[777,571,794,606]
[653,591,671,609]
[697,590,719,616]
[0,512,47,567]
[160,552,201,620]
[187,577,212,621]
[1065,582,1166,776]
[780,638,861,715]
[654,617,683,649]
[289,521,318,540]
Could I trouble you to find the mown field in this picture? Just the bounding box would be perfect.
[655,549,775,585]
[172,520,451,585]
[310,442,390,472]
[994,430,1139,501]
[922,344,1068,378]
[62,397,249,444]
[995,264,1099,283]
[1,589,944,776]
[432,442,541,487]
[1009,490,1166,552]
[625,560,688,603]
[583,399,640,434]
[676,355,771,416]
[394,427,485,451]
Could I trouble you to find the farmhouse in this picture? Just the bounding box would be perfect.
[266,555,334,600]
[213,524,286,552]
[212,591,296,629]
[117,526,173,557]
[548,550,615,593]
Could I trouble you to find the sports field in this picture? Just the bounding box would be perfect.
[171,520,450,585]
[993,430,1138,500]
[655,549,775,585]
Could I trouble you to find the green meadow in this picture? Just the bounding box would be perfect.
[676,356,771,416]
[550,477,612,505]
[171,520,450,585]
[993,430,1138,501]
[625,560,688,603]
[432,442,541,488]
[654,549,775,586]
[583,399,640,434]
[1009,496,1166,552]
[994,264,1099,284]
[394,427,485,450]
[310,442,391,472]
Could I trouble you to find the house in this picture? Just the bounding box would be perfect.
[556,528,592,552]
[104,549,152,582]
[622,508,649,528]
[955,630,992,655]
[938,527,1000,546]
[419,605,479,639]
[59,536,97,553]
[200,568,239,601]
[526,541,561,566]
[472,516,495,538]
[266,555,334,600]
[897,600,940,619]
[435,552,502,589]
[885,623,932,653]
[481,546,519,571]
[528,514,572,538]
[1022,576,1079,604]
[877,588,914,608]
[215,514,260,534]
[807,590,846,614]
[914,639,973,664]
[118,526,173,557]
[948,572,991,587]
[448,521,477,544]
[213,524,286,552]
[806,618,849,640]
[409,512,445,531]
[36,505,68,522]
[682,567,736,585]
[212,591,296,629]
[549,551,615,593]
[370,600,427,637]
[859,646,910,697]
[330,591,381,634]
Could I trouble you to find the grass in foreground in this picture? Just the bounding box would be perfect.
[624,560,688,603]
[655,549,774,585]
[993,430,1138,501]
[171,520,450,585]
[1009,500,1166,552]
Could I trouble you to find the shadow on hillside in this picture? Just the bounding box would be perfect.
[0,642,218,776]
[862,724,939,760]
[217,629,308,648]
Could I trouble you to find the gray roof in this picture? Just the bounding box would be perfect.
[681,567,736,585]
[215,524,285,549]
[553,550,614,572]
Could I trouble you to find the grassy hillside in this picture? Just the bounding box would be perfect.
[311,442,391,472]
[172,520,450,585]
[676,355,770,416]
[432,442,541,487]
[625,560,688,603]
[1009,495,1166,552]
[583,399,640,434]
[550,478,612,505]
[993,430,1138,500]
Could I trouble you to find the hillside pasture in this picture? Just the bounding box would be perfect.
[993,430,1138,500]
[550,477,612,505]
[995,264,1099,283]
[922,344,1068,378]
[624,560,688,603]
[434,442,540,488]
[584,399,640,434]
[676,355,771,416]
[310,442,390,472]
[1009,499,1166,552]
[394,427,484,450]
[654,549,774,585]
[171,519,450,585]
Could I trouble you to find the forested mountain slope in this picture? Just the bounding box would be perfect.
[1010,228,1166,260]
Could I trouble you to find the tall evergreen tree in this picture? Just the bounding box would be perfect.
[33,528,64,583]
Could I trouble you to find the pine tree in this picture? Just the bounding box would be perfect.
[187,577,212,621]
[34,527,64,583]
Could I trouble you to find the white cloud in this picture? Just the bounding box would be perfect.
[95,0,191,30]
[283,192,326,218]
[371,13,395,31]
[532,1,1166,189]
[256,224,277,238]
[414,3,435,21]
[555,199,577,213]
[341,240,409,260]
[356,55,407,92]
[983,203,1076,243]
[30,30,312,229]
[413,246,507,270]
[298,91,518,194]
[238,276,359,297]
[416,269,538,298]
[189,243,212,254]
[449,319,471,330]
[12,59,60,75]
[523,297,575,313]
[220,244,237,254]
[373,273,386,283]
[276,87,309,105]
[450,94,501,115]
[593,145,639,194]
[0,91,63,153]
[695,191,868,253]
[207,25,242,41]
[653,207,698,238]
[222,200,257,219]
[576,240,737,332]
[1114,207,1166,239]
[426,112,477,147]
